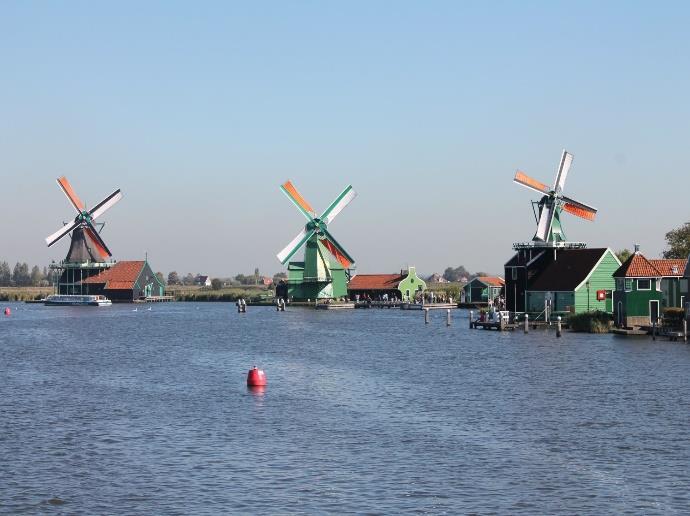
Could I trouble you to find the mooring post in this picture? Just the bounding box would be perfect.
[424,308,429,324]
[524,314,529,334]
[446,309,451,327]
[652,321,656,341]
[469,310,474,329]
[557,316,562,338]
[683,319,687,342]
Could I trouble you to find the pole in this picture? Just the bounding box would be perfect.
[683,319,687,342]
[424,308,429,324]
[446,309,451,327]
[469,310,473,329]
[557,316,562,338]
[652,321,656,341]
[524,313,529,334]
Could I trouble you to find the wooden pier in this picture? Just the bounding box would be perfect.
[134,295,175,303]
[400,302,458,311]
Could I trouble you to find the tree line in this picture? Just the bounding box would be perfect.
[0,261,51,287]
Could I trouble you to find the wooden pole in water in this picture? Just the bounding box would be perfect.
[524,314,529,334]
[469,310,473,329]
[652,321,656,341]
[557,316,562,338]
[683,319,687,342]
[446,309,451,327]
[424,308,429,324]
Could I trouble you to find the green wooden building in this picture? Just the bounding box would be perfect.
[462,276,505,304]
[612,251,688,327]
[505,247,620,317]
[347,266,426,301]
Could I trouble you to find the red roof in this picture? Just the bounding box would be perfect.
[649,259,687,277]
[614,253,687,278]
[81,261,145,289]
[475,276,505,287]
[348,274,405,291]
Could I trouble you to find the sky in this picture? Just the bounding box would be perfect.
[1,1,689,278]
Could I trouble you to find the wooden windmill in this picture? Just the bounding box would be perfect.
[45,176,123,263]
[513,150,597,245]
[276,180,356,300]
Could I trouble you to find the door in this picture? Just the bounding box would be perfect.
[649,300,660,323]
[617,301,623,327]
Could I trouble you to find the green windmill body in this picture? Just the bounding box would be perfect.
[277,181,356,301]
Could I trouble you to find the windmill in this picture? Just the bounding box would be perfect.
[45,176,123,263]
[276,180,356,300]
[513,150,597,245]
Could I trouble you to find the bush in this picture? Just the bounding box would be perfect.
[568,311,612,333]
[663,307,686,328]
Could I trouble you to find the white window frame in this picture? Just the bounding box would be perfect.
[624,278,633,291]
[649,299,660,322]
[637,279,651,291]
[656,278,662,291]
[615,278,624,291]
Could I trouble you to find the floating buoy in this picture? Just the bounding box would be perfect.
[4,307,10,316]
[247,366,267,387]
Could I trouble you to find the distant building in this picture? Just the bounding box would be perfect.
[427,273,448,283]
[505,248,620,316]
[612,251,687,327]
[348,266,427,301]
[260,276,273,286]
[195,275,212,287]
[463,276,505,304]
[81,260,165,302]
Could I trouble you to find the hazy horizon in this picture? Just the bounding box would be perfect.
[2,2,689,277]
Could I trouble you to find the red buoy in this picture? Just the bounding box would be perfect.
[247,366,267,387]
[4,307,10,316]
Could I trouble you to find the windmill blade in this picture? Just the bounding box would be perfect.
[320,228,355,268]
[320,185,357,224]
[45,219,80,247]
[57,176,85,213]
[562,196,597,221]
[514,171,550,195]
[553,150,573,193]
[277,227,316,265]
[84,225,112,259]
[89,189,123,220]
[534,201,556,241]
[280,181,315,221]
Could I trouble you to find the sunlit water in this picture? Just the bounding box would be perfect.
[1,303,689,514]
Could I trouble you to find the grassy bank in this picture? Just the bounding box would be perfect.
[164,285,274,302]
[568,311,612,333]
[0,287,53,302]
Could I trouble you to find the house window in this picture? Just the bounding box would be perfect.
[656,279,662,291]
[637,279,651,290]
[681,279,689,293]
[624,279,633,291]
[615,278,624,291]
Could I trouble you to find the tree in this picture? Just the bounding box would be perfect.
[12,262,30,286]
[156,272,166,285]
[443,265,470,282]
[273,272,287,285]
[662,222,690,259]
[616,248,632,263]
[211,278,223,290]
[0,261,11,286]
[168,271,180,285]
[182,273,195,286]
[30,265,43,286]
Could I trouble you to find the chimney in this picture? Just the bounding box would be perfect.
[634,244,640,253]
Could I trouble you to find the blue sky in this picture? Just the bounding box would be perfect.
[2,1,689,277]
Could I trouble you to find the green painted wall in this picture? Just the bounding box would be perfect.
[573,250,619,313]
[398,266,426,301]
[526,291,575,313]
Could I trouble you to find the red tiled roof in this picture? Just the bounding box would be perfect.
[348,274,405,291]
[649,259,687,277]
[475,276,505,287]
[614,254,686,278]
[81,261,145,288]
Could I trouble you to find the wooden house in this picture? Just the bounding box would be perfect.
[505,248,620,316]
[612,252,687,327]
[462,276,505,304]
[81,260,165,302]
[348,267,426,301]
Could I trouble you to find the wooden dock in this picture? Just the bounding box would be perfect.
[400,303,458,311]
[354,301,401,309]
[315,302,355,310]
[134,295,175,303]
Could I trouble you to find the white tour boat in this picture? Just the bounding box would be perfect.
[44,294,112,306]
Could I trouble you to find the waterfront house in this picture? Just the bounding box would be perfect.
[195,275,212,287]
[462,276,505,304]
[348,266,426,301]
[612,251,688,327]
[81,260,165,302]
[505,248,620,317]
